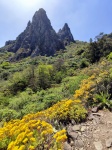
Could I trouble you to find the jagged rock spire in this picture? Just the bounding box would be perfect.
[6,8,64,60]
[4,9,74,61]
[58,23,75,46]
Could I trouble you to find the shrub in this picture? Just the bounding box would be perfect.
[0,119,67,150]
[1,62,10,69]
[80,59,89,68]
[62,75,88,95]
[0,99,87,149]
[95,92,112,110]
[0,109,20,122]
[108,52,112,61]
[74,68,112,109]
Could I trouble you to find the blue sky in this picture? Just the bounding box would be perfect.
[0,0,112,47]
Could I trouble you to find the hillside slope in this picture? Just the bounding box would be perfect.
[0,31,112,149]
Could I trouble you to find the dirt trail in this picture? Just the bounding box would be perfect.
[65,110,112,150]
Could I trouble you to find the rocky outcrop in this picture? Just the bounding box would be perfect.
[57,23,75,46]
[4,8,74,61]
[5,40,16,46]
[6,8,64,60]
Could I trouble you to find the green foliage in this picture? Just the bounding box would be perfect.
[0,38,112,123]
[9,71,28,94]
[95,92,112,109]
[0,39,112,150]
[0,108,20,122]
[80,58,89,68]
[0,95,9,107]
[54,71,65,84]
[62,75,88,96]
[1,61,10,69]
[37,64,54,89]
[108,52,112,61]
[0,70,10,80]
[85,35,112,63]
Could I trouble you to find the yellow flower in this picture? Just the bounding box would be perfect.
[18,145,25,150]
[15,132,26,144]
[7,141,15,150]
[29,145,35,150]
[30,137,36,142]
[41,131,48,136]
[13,146,19,150]
[56,134,67,142]
[37,126,41,130]
[27,132,33,137]
[23,138,28,144]
[74,99,81,103]
[53,129,66,139]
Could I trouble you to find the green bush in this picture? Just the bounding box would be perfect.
[1,62,10,69]
[95,92,112,110]
[80,59,89,68]
[0,109,20,122]
[108,52,112,61]
[62,75,88,95]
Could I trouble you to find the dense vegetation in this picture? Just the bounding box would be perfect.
[0,33,112,150]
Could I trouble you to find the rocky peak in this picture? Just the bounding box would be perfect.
[4,8,75,61]
[6,8,64,60]
[34,8,46,15]
[32,8,50,25]
[31,8,53,35]
[33,8,46,18]
[27,21,31,27]
[58,23,75,46]
[63,23,69,30]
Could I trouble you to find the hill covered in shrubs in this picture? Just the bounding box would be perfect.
[0,29,112,149]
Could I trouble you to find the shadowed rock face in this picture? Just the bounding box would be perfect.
[5,8,74,61]
[57,23,75,46]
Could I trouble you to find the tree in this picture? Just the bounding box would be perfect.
[37,64,54,89]
[89,38,93,43]
[86,34,112,63]
[95,32,104,41]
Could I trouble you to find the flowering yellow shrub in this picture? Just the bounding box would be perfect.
[53,129,67,149]
[22,99,87,124]
[74,70,110,106]
[0,118,67,150]
[45,99,87,123]
[74,75,96,103]
[0,98,87,150]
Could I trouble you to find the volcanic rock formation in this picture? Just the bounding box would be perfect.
[5,8,74,60]
[57,23,75,46]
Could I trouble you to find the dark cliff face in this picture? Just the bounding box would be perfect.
[57,23,75,46]
[5,9,74,61]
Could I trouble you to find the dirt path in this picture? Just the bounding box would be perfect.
[65,110,112,150]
